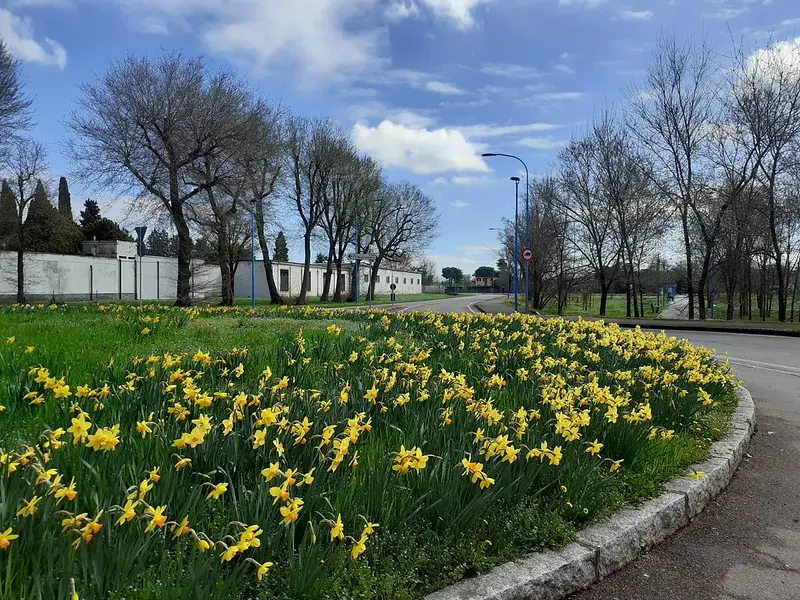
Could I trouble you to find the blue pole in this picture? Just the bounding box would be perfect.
[354,220,360,304]
[514,179,519,313]
[250,201,256,309]
[523,164,530,314]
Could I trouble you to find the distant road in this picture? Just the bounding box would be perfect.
[391,293,505,314]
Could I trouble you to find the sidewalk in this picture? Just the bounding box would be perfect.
[657,295,690,320]
[474,298,800,337]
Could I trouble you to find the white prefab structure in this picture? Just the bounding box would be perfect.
[0,251,218,302]
[235,261,423,299]
[0,250,423,303]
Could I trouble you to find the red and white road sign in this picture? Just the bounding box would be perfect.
[521,247,533,261]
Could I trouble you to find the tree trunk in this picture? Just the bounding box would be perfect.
[368,259,382,301]
[320,242,335,302]
[599,279,609,316]
[170,172,192,307]
[332,258,344,303]
[254,201,283,305]
[790,258,799,322]
[298,233,311,304]
[218,238,233,306]
[681,208,695,320]
[16,235,24,304]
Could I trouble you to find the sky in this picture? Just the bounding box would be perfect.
[1,0,799,275]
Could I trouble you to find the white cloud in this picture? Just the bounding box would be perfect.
[425,80,466,95]
[116,0,384,83]
[618,9,654,21]
[553,63,575,74]
[519,137,568,150]
[558,0,607,7]
[703,7,747,20]
[780,18,800,27]
[449,200,471,208]
[416,0,492,28]
[386,1,420,20]
[432,177,449,185]
[451,176,493,186]
[535,91,585,101]
[353,120,490,175]
[0,8,67,69]
[481,63,541,78]
[12,0,73,6]
[746,37,800,88]
[458,122,561,138]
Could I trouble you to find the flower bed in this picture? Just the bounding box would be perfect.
[0,305,736,599]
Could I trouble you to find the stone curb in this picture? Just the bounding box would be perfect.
[424,387,756,600]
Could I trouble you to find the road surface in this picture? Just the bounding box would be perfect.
[567,330,800,600]
[401,300,800,600]
[391,293,504,314]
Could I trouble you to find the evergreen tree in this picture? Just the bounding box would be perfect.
[145,228,173,256]
[58,177,73,220]
[0,180,18,249]
[83,218,134,242]
[273,231,289,262]
[24,180,83,254]
[79,199,102,228]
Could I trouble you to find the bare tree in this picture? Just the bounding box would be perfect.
[628,34,716,319]
[4,140,47,303]
[69,53,254,306]
[558,135,620,316]
[362,183,439,300]
[0,40,33,159]
[319,150,382,302]
[731,38,800,321]
[284,118,346,304]
[239,102,285,304]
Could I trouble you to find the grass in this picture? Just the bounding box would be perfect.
[0,303,737,600]
[511,294,645,319]
[231,293,451,309]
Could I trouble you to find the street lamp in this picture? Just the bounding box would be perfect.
[483,152,530,313]
[510,177,520,312]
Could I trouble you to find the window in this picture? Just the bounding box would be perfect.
[386,276,389,283]
[363,274,369,283]
[279,269,289,292]
[403,278,406,284]
[305,271,311,292]
[395,277,399,283]
[417,278,420,284]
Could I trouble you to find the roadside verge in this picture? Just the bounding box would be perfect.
[425,387,756,600]
[473,299,800,337]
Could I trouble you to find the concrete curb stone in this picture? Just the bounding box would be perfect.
[424,386,755,600]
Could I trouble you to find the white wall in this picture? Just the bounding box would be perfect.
[235,261,422,299]
[0,251,219,302]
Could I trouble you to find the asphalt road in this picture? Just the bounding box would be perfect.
[402,299,800,600]
[391,293,504,314]
[567,331,800,600]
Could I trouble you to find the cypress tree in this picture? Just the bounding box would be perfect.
[0,180,18,248]
[25,180,82,254]
[274,231,289,262]
[57,177,72,220]
[79,199,102,228]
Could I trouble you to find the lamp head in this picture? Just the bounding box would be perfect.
[482,153,497,157]
[510,176,521,182]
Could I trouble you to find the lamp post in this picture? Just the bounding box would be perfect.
[510,178,520,312]
[483,152,530,313]
[250,199,256,310]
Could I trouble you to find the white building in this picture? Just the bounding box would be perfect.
[0,246,423,303]
[234,261,422,299]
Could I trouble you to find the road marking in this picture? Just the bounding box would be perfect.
[722,356,800,378]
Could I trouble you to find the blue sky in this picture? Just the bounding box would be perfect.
[2,0,799,274]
